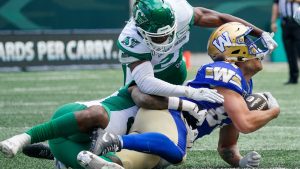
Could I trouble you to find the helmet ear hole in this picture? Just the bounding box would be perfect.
[231,50,240,54]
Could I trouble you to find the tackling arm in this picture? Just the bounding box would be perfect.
[129,61,223,103]
[193,7,263,36]
[129,85,168,110]
[129,61,186,97]
[215,87,280,134]
[129,85,207,124]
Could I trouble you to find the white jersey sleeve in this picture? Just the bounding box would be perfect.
[131,61,187,97]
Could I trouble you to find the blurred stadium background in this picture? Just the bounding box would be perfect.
[1,0,299,168]
[0,0,286,71]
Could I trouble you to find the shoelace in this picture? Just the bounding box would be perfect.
[102,144,119,155]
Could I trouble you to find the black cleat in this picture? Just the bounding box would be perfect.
[22,143,54,160]
[90,129,121,156]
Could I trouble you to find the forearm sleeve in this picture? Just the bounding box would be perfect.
[131,61,186,97]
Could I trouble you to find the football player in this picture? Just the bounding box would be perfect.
[84,22,280,169]
[0,0,278,167]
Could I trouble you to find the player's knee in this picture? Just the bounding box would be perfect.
[154,133,185,164]
[76,105,109,132]
[171,148,185,164]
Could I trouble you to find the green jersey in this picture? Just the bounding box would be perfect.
[117,0,194,85]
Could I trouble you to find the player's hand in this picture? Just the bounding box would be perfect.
[263,92,279,109]
[182,100,207,126]
[262,32,278,53]
[293,7,300,25]
[169,97,208,126]
[271,22,277,32]
[239,151,261,168]
[185,87,224,103]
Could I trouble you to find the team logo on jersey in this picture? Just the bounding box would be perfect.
[212,31,232,52]
[205,67,242,89]
[121,37,140,48]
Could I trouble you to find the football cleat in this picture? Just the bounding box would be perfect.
[77,151,124,169]
[0,133,31,158]
[22,143,54,160]
[90,129,121,156]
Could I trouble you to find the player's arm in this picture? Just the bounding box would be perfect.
[193,7,277,51]
[193,7,263,36]
[218,124,261,168]
[218,124,241,167]
[215,87,280,134]
[271,1,279,32]
[128,60,223,103]
[129,86,207,123]
[129,85,168,110]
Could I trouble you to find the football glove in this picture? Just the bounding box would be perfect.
[262,32,278,54]
[263,92,279,109]
[293,7,300,25]
[168,97,207,126]
[185,87,224,103]
[239,151,261,168]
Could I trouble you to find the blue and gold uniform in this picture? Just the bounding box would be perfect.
[117,61,255,168]
[183,61,253,139]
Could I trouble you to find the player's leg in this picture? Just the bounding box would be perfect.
[91,108,188,165]
[77,151,124,169]
[0,102,109,158]
[120,109,187,164]
[51,87,138,169]
[48,137,89,169]
[116,148,161,169]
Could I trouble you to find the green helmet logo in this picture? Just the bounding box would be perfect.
[134,9,149,26]
[133,0,177,53]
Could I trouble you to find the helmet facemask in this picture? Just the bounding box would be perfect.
[136,22,177,54]
[238,27,269,61]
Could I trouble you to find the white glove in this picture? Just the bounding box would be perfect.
[239,151,261,168]
[261,32,278,54]
[168,97,207,126]
[263,92,279,109]
[182,100,207,126]
[293,7,300,25]
[185,87,224,103]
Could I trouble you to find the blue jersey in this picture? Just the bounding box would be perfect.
[182,61,253,139]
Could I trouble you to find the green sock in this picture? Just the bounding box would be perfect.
[26,112,80,143]
[100,155,113,162]
[100,152,120,163]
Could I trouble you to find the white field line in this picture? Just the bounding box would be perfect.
[12,86,78,92]
[0,127,30,130]
[0,85,119,94]
[0,111,51,114]
[0,75,105,82]
[1,126,300,151]
[0,90,114,95]
[0,101,59,107]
